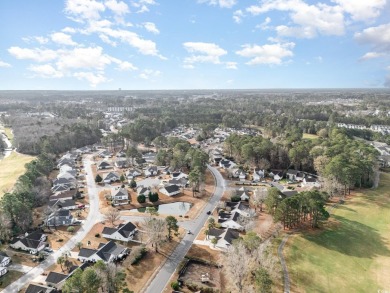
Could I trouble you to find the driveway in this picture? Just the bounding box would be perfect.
[144,164,226,293]
[2,154,103,292]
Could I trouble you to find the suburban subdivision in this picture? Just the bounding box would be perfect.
[0,90,389,293]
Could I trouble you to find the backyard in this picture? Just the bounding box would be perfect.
[285,172,390,292]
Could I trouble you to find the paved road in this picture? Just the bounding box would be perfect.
[144,164,226,293]
[2,155,102,292]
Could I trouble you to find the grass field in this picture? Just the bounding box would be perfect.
[0,151,34,197]
[285,172,390,293]
[302,133,319,140]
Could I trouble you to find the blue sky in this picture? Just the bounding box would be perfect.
[0,0,389,89]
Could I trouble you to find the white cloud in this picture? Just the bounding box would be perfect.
[233,10,244,23]
[143,22,160,34]
[105,0,129,16]
[256,17,271,30]
[0,60,11,68]
[56,47,113,71]
[99,34,117,46]
[131,0,157,13]
[28,64,64,78]
[199,0,237,8]
[183,42,227,67]
[247,0,345,38]
[331,0,386,22]
[62,27,77,34]
[65,0,106,22]
[51,32,77,46]
[73,71,108,87]
[360,52,385,60]
[139,69,161,79]
[117,61,138,71]
[355,23,390,51]
[236,42,295,65]
[225,61,238,69]
[22,36,49,44]
[8,47,58,62]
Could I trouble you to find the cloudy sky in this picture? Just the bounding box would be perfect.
[0,0,389,89]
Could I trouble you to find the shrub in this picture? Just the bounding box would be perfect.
[95,233,100,238]
[67,226,75,234]
[57,239,64,242]
[137,194,146,203]
[149,192,159,203]
[171,281,180,291]
[129,179,137,188]
[231,195,241,202]
[129,246,147,265]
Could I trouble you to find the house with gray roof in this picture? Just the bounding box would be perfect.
[77,240,129,263]
[102,222,137,242]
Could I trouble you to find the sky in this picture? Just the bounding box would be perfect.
[0,0,389,90]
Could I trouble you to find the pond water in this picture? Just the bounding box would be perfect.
[129,201,192,216]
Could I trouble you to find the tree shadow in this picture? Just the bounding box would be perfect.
[335,205,356,213]
[304,215,390,258]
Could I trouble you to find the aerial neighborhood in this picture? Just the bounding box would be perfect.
[0,90,389,293]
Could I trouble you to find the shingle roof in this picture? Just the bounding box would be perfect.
[164,185,180,193]
[78,248,97,258]
[25,284,56,293]
[208,228,225,238]
[222,228,239,244]
[117,222,136,238]
[102,227,117,235]
[45,272,68,284]
[96,240,127,262]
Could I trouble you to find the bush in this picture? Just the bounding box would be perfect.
[67,226,75,234]
[129,179,137,188]
[57,239,64,242]
[149,192,159,203]
[129,246,147,265]
[95,233,100,238]
[231,195,241,202]
[137,194,146,203]
[171,281,180,291]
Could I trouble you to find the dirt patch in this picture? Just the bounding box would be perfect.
[45,226,80,250]
[70,223,107,252]
[0,270,24,290]
[180,261,222,291]
[4,249,39,267]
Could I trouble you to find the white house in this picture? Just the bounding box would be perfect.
[126,169,142,180]
[144,166,158,177]
[0,267,7,277]
[208,228,240,251]
[218,212,244,231]
[159,185,181,197]
[98,161,113,170]
[10,231,47,254]
[302,177,320,188]
[103,172,120,184]
[111,187,129,206]
[78,240,129,263]
[239,190,250,201]
[102,222,137,242]
[0,252,11,267]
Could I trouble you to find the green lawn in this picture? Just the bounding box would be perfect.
[302,133,319,140]
[0,151,35,197]
[0,270,24,289]
[285,172,390,293]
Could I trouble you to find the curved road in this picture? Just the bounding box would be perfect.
[143,164,226,293]
[2,155,103,292]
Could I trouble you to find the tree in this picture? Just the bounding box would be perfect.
[208,217,216,230]
[0,211,12,242]
[94,261,127,293]
[104,208,120,227]
[67,226,75,234]
[166,216,179,240]
[76,242,83,250]
[149,192,159,203]
[120,174,126,183]
[237,209,256,231]
[242,231,261,253]
[63,268,83,293]
[129,179,137,189]
[82,267,101,293]
[254,268,273,293]
[137,194,146,203]
[211,237,218,247]
[143,217,166,252]
[265,188,281,215]
[252,188,267,212]
[95,174,102,184]
[204,228,209,240]
[57,256,65,272]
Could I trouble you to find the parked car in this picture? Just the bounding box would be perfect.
[206,211,211,215]
[78,204,85,209]
[44,247,53,253]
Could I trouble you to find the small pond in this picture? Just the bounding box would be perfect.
[129,202,192,216]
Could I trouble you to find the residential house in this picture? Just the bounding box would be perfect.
[103,172,120,184]
[10,231,47,254]
[269,171,282,181]
[46,210,74,227]
[99,150,113,158]
[168,177,188,187]
[137,186,151,196]
[142,152,156,163]
[111,187,129,206]
[45,272,68,288]
[144,166,158,177]
[208,228,239,250]
[0,266,7,277]
[115,159,128,169]
[302,177,320,188]
[52,177,76,192]
[159,185,181,197]
[171,171,188,180]
[218,212,244,231]
[77,240,129,263]
[238,189,250,201]
[219,159,236,169]
[0,252,11,267]
[116,150,126,157]
[235,169,246,181]
[49,199,78,210]
[25,283,58,293]
[102,222,137,242]
[253,168,265,182]
[126,169,142,180]
[98,161,113,170]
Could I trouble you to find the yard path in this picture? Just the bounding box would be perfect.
[8,264,34,273]
[2,154,103,292]
[143,164,226,293]
[278,234,291,293]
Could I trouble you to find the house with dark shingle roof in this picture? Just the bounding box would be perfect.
[77,240,129,263]
[103,171,120,184]
[10,231,47,254]
[46,209,74,227]
[45,271,68,288]
[102,222,137,242]
[25,283,58,293]
[207,228,239,250]
[111,187,129,206]
[159,184,181,196]
[49,198,78,210]
[98,160,113,170]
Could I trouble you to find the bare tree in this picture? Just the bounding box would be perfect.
[104,208,120,227]
[237,209,256,231]
[222,240,251,292]
[0,212,12,242]
[142,217,166,252]
[252,187,268,212]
